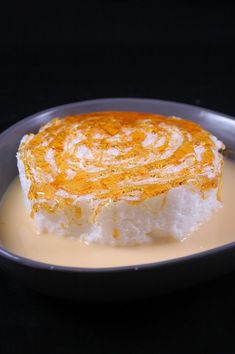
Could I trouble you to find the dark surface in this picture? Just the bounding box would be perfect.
[0,3,234,354]
[0,271,234,354]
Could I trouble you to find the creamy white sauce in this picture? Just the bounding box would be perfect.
[0,158,234,268]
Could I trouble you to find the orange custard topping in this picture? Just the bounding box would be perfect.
[18,111,224,218]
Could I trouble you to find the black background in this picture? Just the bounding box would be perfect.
[0,2,234,353]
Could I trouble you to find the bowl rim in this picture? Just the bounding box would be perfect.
[0,97,234,273]
[0,240,234,273]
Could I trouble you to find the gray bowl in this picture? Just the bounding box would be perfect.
[0,98,234,300]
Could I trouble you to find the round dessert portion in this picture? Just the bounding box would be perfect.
[17,111,224,245]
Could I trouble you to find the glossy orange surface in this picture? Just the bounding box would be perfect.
[18,112,224,217]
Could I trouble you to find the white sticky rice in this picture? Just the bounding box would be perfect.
[17,113,224,245]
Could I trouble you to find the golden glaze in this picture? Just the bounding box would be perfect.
[18,111,224,217]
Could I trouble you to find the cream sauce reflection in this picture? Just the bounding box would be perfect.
[0,158,234,268]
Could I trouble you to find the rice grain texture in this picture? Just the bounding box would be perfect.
[17,112,224,245]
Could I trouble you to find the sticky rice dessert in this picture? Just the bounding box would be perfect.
[17,112,224,245]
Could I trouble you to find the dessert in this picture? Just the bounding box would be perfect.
[17,112,224,245]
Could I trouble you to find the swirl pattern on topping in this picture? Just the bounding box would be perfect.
[18,112,224,217]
